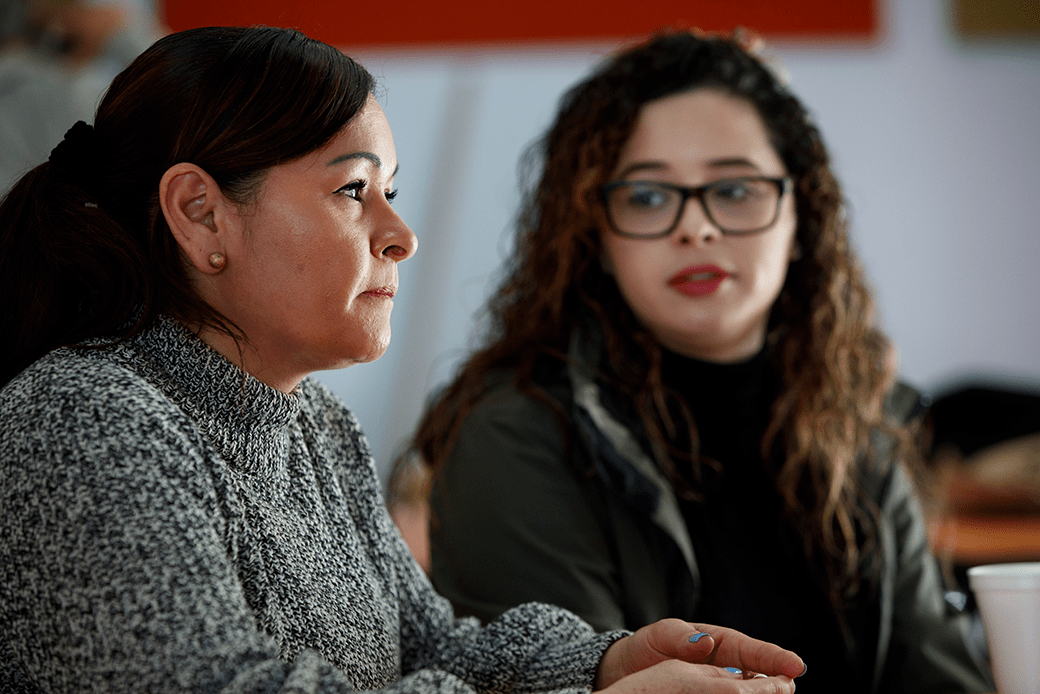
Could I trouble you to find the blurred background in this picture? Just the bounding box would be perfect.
[3,0,1039,483]
[311,0,1040,481]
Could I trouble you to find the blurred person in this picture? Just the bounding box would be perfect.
[0,0,159,192]
[0,25,806,693]
[407,29,994,694]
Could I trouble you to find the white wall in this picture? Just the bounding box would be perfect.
[314,0,1040,480]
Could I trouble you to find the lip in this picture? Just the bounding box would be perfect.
[362,285,397,298]
[668,264,729,296]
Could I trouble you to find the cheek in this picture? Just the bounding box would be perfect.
[603,240,652,300]
[754,227,798,295]
[611,255,677,328]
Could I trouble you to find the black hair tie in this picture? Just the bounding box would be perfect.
[49,121,101,202]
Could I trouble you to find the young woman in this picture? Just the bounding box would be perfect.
[0,26,805,694]
[410,30,994,694]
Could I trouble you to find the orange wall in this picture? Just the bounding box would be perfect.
[162,0,877,49]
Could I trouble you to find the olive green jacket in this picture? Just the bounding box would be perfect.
[430,339,994,694]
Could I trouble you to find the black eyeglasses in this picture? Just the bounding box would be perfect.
[600,176,792,239]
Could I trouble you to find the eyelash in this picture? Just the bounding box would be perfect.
[335,179,398,204]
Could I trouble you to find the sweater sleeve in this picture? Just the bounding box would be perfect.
[1,359,621,694]
[426,383,630,633]
[307,382,628,694]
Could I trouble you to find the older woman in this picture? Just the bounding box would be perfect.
[0,25,803,694]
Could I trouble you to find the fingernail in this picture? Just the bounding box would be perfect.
[799,662,808,677]
[753,673,768,679]
[724,667,742,674]
[689,632,708,643]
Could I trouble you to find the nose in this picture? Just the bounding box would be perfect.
[373,206,418,262]
[675,198,721,246]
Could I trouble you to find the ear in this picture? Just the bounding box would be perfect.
[159,163,231,275]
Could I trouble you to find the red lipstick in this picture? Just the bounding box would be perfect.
[669,265,729,296]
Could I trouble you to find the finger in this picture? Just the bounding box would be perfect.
[684,664,796,693]
[742,675,796,694]
[596,622,721,689]
[739,669,770,680]
[689,623,805,679]
[632,618,718,667]
[709,666,798,693]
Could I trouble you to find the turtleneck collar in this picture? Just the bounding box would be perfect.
[661,347,772,416]
[123,315,301,476]
[659,346,780,474]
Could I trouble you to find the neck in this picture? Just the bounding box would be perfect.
[194,324,304,394]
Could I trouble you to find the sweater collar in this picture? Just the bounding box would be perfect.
[127,315,301,476]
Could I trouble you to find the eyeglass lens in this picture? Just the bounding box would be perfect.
[606,178,783,236]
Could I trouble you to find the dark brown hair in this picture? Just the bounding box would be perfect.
[410,29,902,600]
[0,26,374,388]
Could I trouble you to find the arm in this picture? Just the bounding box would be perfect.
[392,514,802,694]
[317,379,625,693]
[428,383,629,631]
[379,492,804,694]
[876,462,995,693]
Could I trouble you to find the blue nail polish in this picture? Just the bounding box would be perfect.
[724,667,742,674]
[689,632,708,643]
[799,662,808,677]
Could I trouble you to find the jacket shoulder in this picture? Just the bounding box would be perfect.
[885,380,928,424]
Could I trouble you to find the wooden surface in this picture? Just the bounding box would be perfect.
[930,513,1040,566]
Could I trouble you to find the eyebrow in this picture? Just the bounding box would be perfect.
[326,151,400,176]
[706,157,761,170]
[615,157,762,179]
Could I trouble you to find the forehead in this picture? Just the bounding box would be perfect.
[324,97,396,164]
[253,96,397,199]
[281,96,396,177]
[617,88,783,171]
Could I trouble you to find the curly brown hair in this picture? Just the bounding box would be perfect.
[409,29,902,600]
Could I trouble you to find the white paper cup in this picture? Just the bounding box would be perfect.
[968,562,1040,694]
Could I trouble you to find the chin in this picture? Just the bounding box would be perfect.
[352,334,392,365]
[312,335,391,371]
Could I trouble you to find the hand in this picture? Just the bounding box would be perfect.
[595,619,805,689]
[601,659,795,694]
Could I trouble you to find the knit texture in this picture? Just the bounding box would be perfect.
[0,315,623,693]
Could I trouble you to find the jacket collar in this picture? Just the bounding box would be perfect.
[566,322,698,574]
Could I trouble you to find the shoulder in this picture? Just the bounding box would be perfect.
[859,380,930,505]
[0,345,214,513]
[1,345,184,441]
[855,380,924,501]
[437,366,588,500]
[461,367,571,446]
[884,380,927,424]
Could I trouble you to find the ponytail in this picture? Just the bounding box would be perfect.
[0,122,149,388]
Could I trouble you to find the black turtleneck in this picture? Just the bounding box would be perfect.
[661,348,872,691]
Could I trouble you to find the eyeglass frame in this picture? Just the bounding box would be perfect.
[599,175,793,239]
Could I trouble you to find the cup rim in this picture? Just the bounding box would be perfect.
[968,562,1040,590]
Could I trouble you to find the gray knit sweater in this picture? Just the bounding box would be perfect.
[0,316,622,693]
